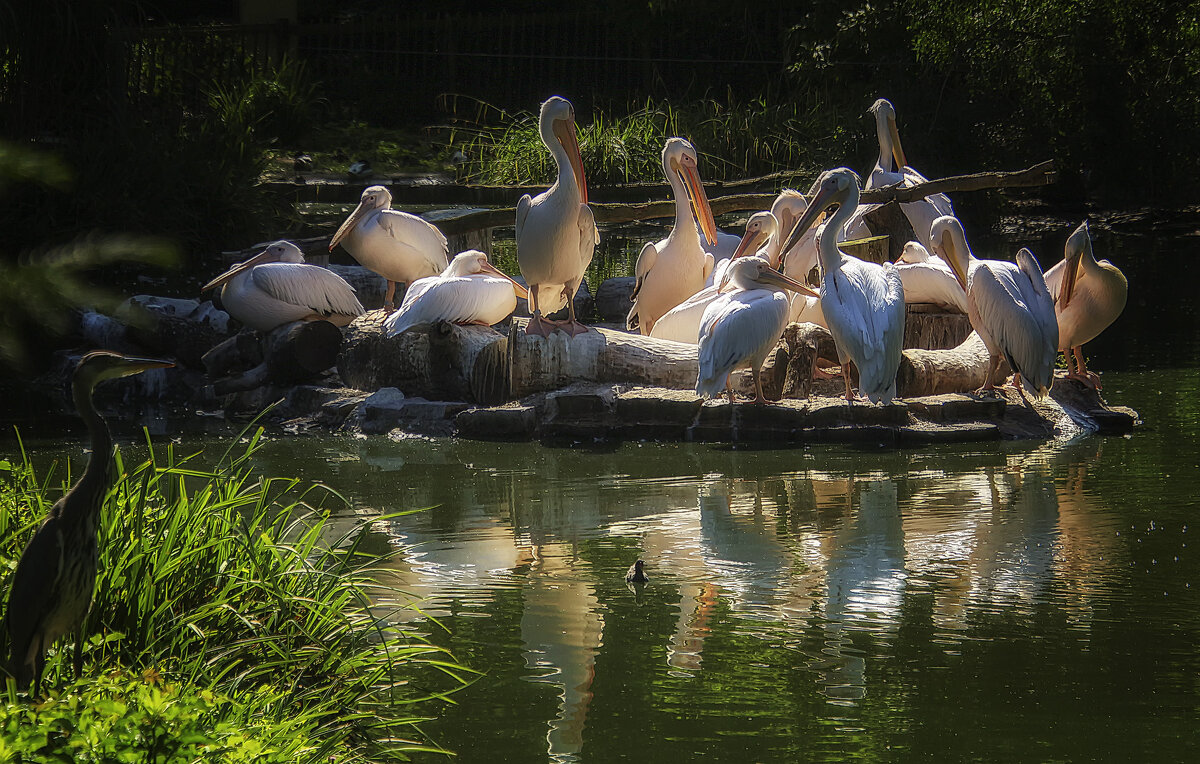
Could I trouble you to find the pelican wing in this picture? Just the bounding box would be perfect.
[378,209,449,272]
[696,289,789,398]
[250,263,365,317]
[650,284,719,344]
[629,242,658,302]
[515,193,533,240]
[970,258,1057,391]
[823,260,905,402]
[384,275,514,336]
[576,202,598,273]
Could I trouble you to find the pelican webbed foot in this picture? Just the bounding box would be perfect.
[524,314,558,337]
[554,319,590,337]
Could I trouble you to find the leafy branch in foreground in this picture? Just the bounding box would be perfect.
[0,429,473,761]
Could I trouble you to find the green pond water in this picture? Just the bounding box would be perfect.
[9,223,1200,761]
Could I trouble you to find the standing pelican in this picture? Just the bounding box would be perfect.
[627,138,719,335]
[329,185,449,310]
[203,241,365,332]
[697,256,817,404]
[929,215,1058,398]
[383,250,529,335]
[651,211,776,344]
[893,240,969,312]
[515,96,597,337]
[781,168,906,403]
[1042,221,1127,389]
[860,99,955,251]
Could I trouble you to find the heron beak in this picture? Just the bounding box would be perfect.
[677,159,718,247]
[782,184,835,256]
[555,117,588,205]
[940,235,969,292]
[330,198,372,251]
[202,247,274,292]
[758,269,819,298]
[888,113,908,171]
[481,261,530,299]
[119,356,175,375]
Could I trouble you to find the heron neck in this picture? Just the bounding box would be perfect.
[72,378,113,518]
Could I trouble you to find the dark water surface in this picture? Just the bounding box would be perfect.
[8,226,1200,762]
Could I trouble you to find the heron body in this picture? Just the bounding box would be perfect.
[330,185,449,309]
[1042,221,1127,388]
[651,211,775,344]
[696,256,817,404]
[4,352,173,695]
[515,96,597,337]
[782,168,906,403]
[203,241,365,333]
[627,138,719,335]
[930,215,1058,398]
[383,250,529,335]
[894,241,969,313]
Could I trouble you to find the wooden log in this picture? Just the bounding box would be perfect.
[210,320,343,395]
[202,331,262,380]
[903,305,973,350]
[862,202,916,261]
[897,331,1010,397]
[840,235,890,265]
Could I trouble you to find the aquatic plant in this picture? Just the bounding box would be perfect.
[0,428,472,761]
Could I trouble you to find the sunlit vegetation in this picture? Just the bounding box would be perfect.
[0,430,472,761]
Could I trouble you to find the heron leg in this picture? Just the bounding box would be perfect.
[32,636,45,697]
[524,285,557,337]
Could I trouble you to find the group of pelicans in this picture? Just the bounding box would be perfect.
[203,96,1128,406]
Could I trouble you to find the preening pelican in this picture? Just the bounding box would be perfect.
[1042,221,1127,389]
[860,98,955,251]
[203,241,365,333]
[651,211,775,344]
[930,215,1058,398]
[383,250,529,336]
[515,96,598,337]
[894,240,969,312]
[696,256,817,404]
[781,168,906,403]
[329,185,449,310]
[627,138,719,335]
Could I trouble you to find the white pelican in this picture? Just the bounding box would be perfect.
[929,215,1058,398]
[383,250,530,336]
[781,168,906,403]
[1042,221,1127,389]
[696,256,817,404]
[651,210,775,344]
[203,240,365,333]
[626,137,719,335]
[859,98,955,251]
[515,96,597,337]
[893,240,969,312]
[329,184,449,310]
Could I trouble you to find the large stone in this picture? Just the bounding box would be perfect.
[329,264,388,310]
[594,277,636,323]
[455,404,541,440]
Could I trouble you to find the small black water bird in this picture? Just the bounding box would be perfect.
[3,351,173,695]
[625,559,648,584]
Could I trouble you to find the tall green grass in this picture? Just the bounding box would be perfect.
[0,428,471,761]
[440,92,853,186]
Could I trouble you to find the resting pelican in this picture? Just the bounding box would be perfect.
[859,98,955,251]
[515,96,597,337]
[894,240,969,312]
[651,211,775,344]
[781,168,905,403]
[203,241,365,333]
[329,185,449,310]
[929,215,1058,398]
[1042,221,1127,389]
[383,250,529,336]
[696,256,817,404]
[627,138,719,335]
